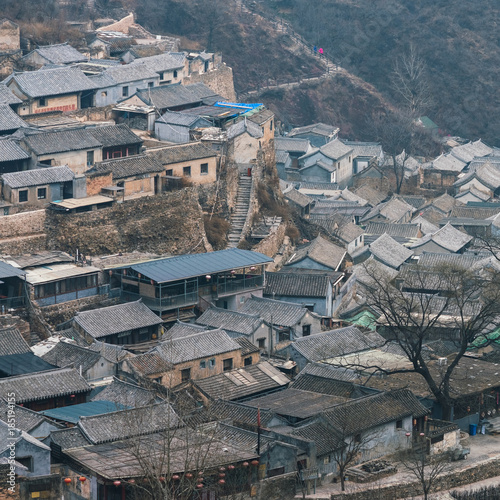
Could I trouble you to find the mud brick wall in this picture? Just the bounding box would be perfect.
[0,210,45,238]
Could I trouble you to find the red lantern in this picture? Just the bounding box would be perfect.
[242,462,249,467]
[113,481,121,487]
[219,473,225,478]
[128,479,135,484]
[219,467,226,472]
[159,477,165,482]
[185,473,193,479]
[79,477,86,482]
[70,395,76,398]
[151,280,154,285]
[64,478,72,484]
[218,479,225,485]
[228,465,235,470]
[172,475,180,480]
[251,460,259,466]
[405,432,411,437]
[197,484,203,489]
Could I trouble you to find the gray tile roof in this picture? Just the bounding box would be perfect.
[77,403,179,444]
[353,185,388,207]
[153,329,241,364]
[275,150,290,164]
[9,67,97,98]
[364,223,420,242]
[416,252,482,269]
[362,197,415,223]
[0,139,30,162]
[0,261,26,279]
[430,193,460,214]
[450,205,500,219]
[289,123,338,138]
[124,352,173,376]
[0,83,21,105]
[93,154,164,179]
[101,62,159,85]
[291,373,373,399]
[50,427,89,450]
[338,188,369,206]
[0,368,90,403]
[74,300,163,340]
[450,139,493,164]
[136,82,219,110]
[318,138,353,160]
[146,142,216,165]
[274,137,311,154]
[295,362,360,383]
[341,140,383,159]
[157,111,205,127]
[247,108,274,126]
[40,341,103,372]
[291,420,343,456]
[2,165,74,189]
[286,326,384,362]
[196,307,263,336]
[410,222,472,253]
[165,321,207,339]
[297,181,340,191]
[0,105,27,132]
[194,361,290,401]
[369,233,413,268]
[88,342,131,363]
[22,128,102,155]
[29,43,86,64]
[227,119,263,140]
[455,161,500,191]
[300,158,335,173]
[87,124,142,148]
[130,52,184,72]
[264,272,331,298]
[400,196,427,210]
[0,398,53,433]
[455,186,491,202]
[206,399,285,428]
[321,389,429,435]
[0,328,31,356]
[234,337,259,356]
[92,378,162,407]
[431,153,466,172]
[411,215,439,235]
[287,235,346,271]
[309,215,363,244]
[239,296,308,327]
[284,188,312,208]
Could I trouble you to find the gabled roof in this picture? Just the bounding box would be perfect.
[455,186,491,202]
[317,138,353,161]
[7,67,97,98]
[110,249,272,284]
[364,223,420,245]
[454,161,500,191]
[430,193,460,214]
[0,328,31,356]
[264,272,331,298]
[153,329,241,365]
[125,352,172,376]
[284,188,312,208]
[193,361,290,401]
[156,111,207,127]
[74,300,163,339]
[274,137,311,154]
[450,139,493,164]
[147,142,216,165]
[130,52,184,72]
[290,420,343,455]
[0,368,90,403]
[450,205,500,220]
[284,326,384,362]
[87,124,142,148]
[22,128,102,155]
[341,140,383,159]
[0,104,27,132]
[2,165,74,188]
[227,119,263,140]
[289,123,339,138]
[353,184,388,207]
[368,233,413,269]
[321,389,428,435]
[362,197,415,223]
[92,377,162,407]
[92,154,164,179]
[207,399,285,428]
[0,260,26,279]
[101,62,159,85]
[166,321,207,339]
[0,398,53,433]
[287,235,346,271]
[410,222,472,253]
[0,83,21,106]
[411,215,439,235]
[239,296,308,327]
[300,158,335,173]
[40,341,104,372]
[196,307,263,336]
[431,153,466,172]
[25,43,86,65]
[0,139,31,162]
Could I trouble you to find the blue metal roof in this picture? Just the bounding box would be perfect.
[117,249,273,283]
[40,400,130,424]
[0,261,26,279]
[214,101,262,110]
[0,353,56,376]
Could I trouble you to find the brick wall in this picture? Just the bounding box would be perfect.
[86,172,113,196]
[183,64,236,101]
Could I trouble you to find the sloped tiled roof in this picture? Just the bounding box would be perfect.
[156,111,206,127]
[153,329,241,364]
[410,222,472,253]
[321,389,429,435]
[284,188,312,208]
[207,399,284,428]
[430,193,460,214]
[101,62,159,84]
[40,341,103,373]
[291,420,343,455]
[8,67,97,98]
[450,139,493,164]
[362,197,415,223]
[450,205,500,220]
[239,296,308,327]
[0,139,31,162]
[369,233,413,269]
[264,272,331,298]
[22,128,102,155]
[0,328,31,356]
[196,307,263,336]
[125,352,172,376]
[274,137,311,154]
[87,124,142,148]
[93,154,164,179]
[2,165,74,189]
[29,43,86,64]
[194,361,289,401]
[364,223,420,245]
[0,368,90,403]
[50,427,89,450]
[411,215,439,235]
[130,52,184,72]
[227,119,263,140]
[289,123,338,138]
[147,142,216,165]
[353,184,388,207]
[341,140,383,159]
[0,398,52,433]
[291,373,374,399]
[74,300,163,339]
[234,337,259,356]
[88,342,130,363]
[0,83,22,105]
[166,321,207,339]
[431,153,466,172]
[287,235,346,271]
[92,377,162,407]
[0,105,27,132]
[455,161,500,191]
[286,326,384,362]
[318,138,353,160]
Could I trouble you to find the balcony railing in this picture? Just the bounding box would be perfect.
[121,290,199,310]
[216,276,264,296]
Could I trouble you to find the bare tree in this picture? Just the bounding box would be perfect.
[392,43,433,116]
[349,260,500,421]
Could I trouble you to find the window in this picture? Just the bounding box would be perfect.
[244,356,252,366]
[183,166,191,177]
[37,187,47,200]
[159,72,164,80]
[239,296,245,304]
[200,360,206,369]
[302,325,311,337]
[223,358,233,371]
[209,358,216,369]
[323,456,331,465]
[173,70,178,78]
[122,86,129,97]
[87,150,94,166]
[148,82,154,89]
[200,163,209,175]
[16,457,33,472]
[258,338,266,349]
[3,207,8,216]
[165,169,173,176]
[39,97,47,107]
[270,120,273,131]
[101,91,107,97]
[181,368,191,382]
[396,420,403,429]
[19,190,28,203]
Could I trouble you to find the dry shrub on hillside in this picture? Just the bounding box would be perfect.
[204,215,229,250]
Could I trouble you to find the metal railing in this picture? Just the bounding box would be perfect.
[121,290,199,310]
[216,276,264,296]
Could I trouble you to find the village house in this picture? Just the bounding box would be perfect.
[309,199,370,224]
[275,137,313,169]
[361,196,415,225]
[351,233,414,269]
[5,67,97,114]
[410,222,473,255]
[146,142,218,186]
[283,187,312,216]
[341,141,384,174]
[288,123,339,147]
[72,300,163,346]
[454,160,500,198]
[308,214,364,254]
[154,111,212,143]
[130,52,186,85]
[88,123,143,160]
[285,235,347,272]
[227,118,264,164]
[0,261,27,310]
[363,222,422,246]
[21,43,87,70]
[0,103,27,136]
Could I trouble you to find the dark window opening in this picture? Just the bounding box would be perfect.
[302,325,311,337]
[183,166,191,177]
[166,169,173,176]
[396,420,403,429]
[122,86,129,97]
[173,70,178,78]
[200,163,209,175]
[39,98,47,107]
[257,338,265,349]
[181,368,191,382]
[17,457,33,472]
[223,358,233,371]
[148,82,154,89]
[354,434,362,443]
[87,150,94,166]
[244,356,252,366]
[19,190,28,203]
[37,188,47,200]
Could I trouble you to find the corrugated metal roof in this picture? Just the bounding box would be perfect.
[40,400,130,424]
[114,248,272,283]
[2,165,74,188]
[25,263,100,285]
[0,261,26,279]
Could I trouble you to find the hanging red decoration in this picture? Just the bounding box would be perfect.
[242,462,249,467]
[197,484,204,489]
[251,460,259,466]
[78,477,86,482]
[159,477,165,482]
[198,471,204,476]
[219,467,226,472]
[113,481,121,487]
[64,478,72,484]
[228,465,235,470]
[185,473,193,479]
[218,479,225,485]
[128,479,135,484]
[219,473,225,478]
[172,475,180,480]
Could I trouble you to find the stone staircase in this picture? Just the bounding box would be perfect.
[227,175,253,248]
